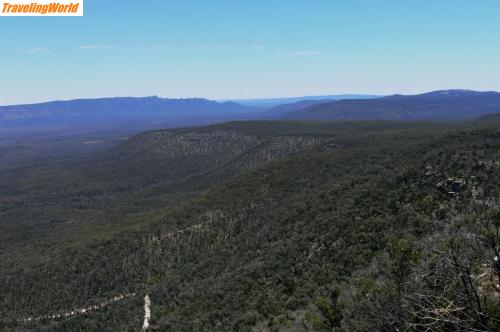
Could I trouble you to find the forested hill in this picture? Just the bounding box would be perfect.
[284,89,500,121]
[0,119,499,331]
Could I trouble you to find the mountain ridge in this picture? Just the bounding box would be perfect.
[284,89,500,121]
[0,96,256,122]
[227,94,382,107]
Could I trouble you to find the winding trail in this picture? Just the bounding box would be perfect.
[141,295,151,331]
[16,293,136,323]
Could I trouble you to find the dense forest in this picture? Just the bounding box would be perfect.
[0,117,499,331]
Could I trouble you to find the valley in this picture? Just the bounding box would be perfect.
[1,117,499,331]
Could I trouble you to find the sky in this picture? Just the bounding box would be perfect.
[0,0,499,105]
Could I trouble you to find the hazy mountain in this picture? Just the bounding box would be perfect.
[263,99,335,118]
[227,94,382,108]
[284,89,500,121]
[0,96,260,128]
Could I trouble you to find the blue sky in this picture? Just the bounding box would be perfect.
[0,0,499,105]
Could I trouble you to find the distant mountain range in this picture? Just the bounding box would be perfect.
[263,99,336,118]
[284,89,500,121]
[0,97,265,139]
[227,94,382,107]
[2,90,500,139]
[0,96,256,124]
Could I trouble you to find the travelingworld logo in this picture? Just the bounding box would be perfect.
[1,0,82,16]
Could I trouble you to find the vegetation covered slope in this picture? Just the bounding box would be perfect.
[0,119,499,331]
[1,121,366,275]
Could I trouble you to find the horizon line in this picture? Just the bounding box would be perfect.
[2,88,500,107]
